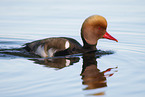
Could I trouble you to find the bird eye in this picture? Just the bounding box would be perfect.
[98,27,101,30]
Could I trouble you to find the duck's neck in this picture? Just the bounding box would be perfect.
[82,37,97,52]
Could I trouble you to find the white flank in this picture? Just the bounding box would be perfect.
[47,48,57,57]
[35,45,47,57]
[65,41,70,49]
[65,59,70,66]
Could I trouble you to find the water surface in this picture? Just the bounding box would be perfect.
[0,0,145,97]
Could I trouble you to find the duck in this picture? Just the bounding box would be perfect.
[24,15,118,57]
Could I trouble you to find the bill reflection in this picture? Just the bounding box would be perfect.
[81,52,117,96]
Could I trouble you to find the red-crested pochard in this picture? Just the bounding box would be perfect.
[24,15,118,57]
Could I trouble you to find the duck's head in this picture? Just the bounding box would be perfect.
[81,15,118,49]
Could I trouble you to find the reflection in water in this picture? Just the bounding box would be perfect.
[0,48,80,69]
[29,50,114,69]
[0,47,113,69]
[81,52,117,96]
[0,47,117,96]
[30,57,80,69]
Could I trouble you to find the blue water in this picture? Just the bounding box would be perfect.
[0,0,145,97]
